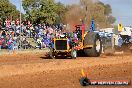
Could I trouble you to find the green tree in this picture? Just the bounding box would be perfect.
[97,1,115,25]
[55,2,67,24]
[22,0,59,24]
[0,0,20,27]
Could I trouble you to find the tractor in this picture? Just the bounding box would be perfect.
[113,24,132,51]
[48,19,102,59]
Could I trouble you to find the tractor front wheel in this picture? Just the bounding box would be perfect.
[49,48,55,59]
[71,49,77,59]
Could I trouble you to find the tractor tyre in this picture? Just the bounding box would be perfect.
[71,49,77,59]
[49,48,55,59]
[84,32,102,57]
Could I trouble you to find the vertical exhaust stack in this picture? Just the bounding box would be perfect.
[82,21,85,41]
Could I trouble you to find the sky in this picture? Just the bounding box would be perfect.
[10,0,132,26]
[100,0,132,26]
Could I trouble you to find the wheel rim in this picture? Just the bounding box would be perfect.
[96,39,101,52]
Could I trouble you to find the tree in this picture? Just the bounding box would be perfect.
[63,0,116,28]
[107,15,116,24]
[104,4,112,15]
[97,2,112,15]
[97,1,115,26]
[22,0,59,24]
[0,0,20,22]
[55,2,67,24]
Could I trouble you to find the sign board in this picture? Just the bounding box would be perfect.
[118,24,123,32]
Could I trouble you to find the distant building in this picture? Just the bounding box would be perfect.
[99,28,114,33]
[99,28,119,34]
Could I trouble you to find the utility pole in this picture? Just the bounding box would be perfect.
[20,0,22,26]
[19,0,22,49]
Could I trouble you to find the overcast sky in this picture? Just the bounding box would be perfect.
[10,0,132,26]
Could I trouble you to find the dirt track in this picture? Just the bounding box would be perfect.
[0,50,132,88]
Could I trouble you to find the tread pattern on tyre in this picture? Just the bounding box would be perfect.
[71,49,77,59]
[84,32,102,57]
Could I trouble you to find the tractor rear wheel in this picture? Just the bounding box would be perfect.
[84,32,102,57]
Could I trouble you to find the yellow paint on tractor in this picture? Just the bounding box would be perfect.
[53,31,93,52]
[54,38,71,52]
[84,45,93,49]
[79,32,93,49]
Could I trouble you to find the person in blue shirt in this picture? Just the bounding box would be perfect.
[90,19,96,32]
[8,39,13,54]
[118,35,123,47]
[13,39,17,53]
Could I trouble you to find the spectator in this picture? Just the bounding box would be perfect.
[13,39,18,53]
[22,38,29,49]
[8,39,13,54]
[38,41,42,49]
[1,31,6,37]
[0,37,4,50]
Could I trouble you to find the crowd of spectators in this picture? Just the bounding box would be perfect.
[0,18,64,53]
